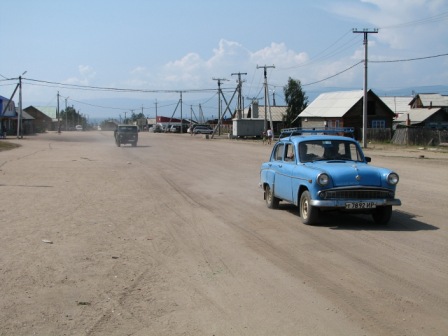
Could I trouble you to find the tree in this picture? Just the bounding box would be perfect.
[283,77,308,127]
[131,112,145,122]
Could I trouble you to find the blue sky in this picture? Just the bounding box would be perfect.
[1,0,447,120]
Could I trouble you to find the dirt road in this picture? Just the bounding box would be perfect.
[1,132,447,335]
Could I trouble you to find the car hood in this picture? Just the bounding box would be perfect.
[312,161,383,187]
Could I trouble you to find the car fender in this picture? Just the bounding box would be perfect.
[260,167,276,193]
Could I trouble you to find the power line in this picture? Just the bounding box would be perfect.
[302,61,363,86]
[370,52,448,63]
[379,10,448,30]
[23,78,218,94]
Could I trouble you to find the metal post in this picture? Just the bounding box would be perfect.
[257,65,275,133]
[17,71,27,138]
[212,78,229,136]
[17,76,22,138]
[65,97,69,131]
[180,91,183,133]
[57,91,60,133]
[353,28,378,148]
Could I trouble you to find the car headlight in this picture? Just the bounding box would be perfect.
[317,173,329,186]
[387,172,399,185]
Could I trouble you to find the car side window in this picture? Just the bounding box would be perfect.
[273,144,284,161]
[284,143,295,162]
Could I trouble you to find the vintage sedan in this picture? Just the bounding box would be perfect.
[260,130,401,225]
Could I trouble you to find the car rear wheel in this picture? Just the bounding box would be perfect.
[265,185,279,209]
[300,190,319,225]
[116,140,121,147]
[372,205,392,225]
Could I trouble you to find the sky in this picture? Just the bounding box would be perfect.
[1,0,447,121]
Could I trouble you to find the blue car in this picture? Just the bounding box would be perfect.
[260,130,401,225]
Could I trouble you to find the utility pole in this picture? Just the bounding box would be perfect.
[256,65,275,133]
[270,89,276,106]
[199,104,204,123]
[154,99,158,122]
[180,91,183,133]
[212,77,229,135]
[65,97,69,131]
[57,91,61,133]
[231,72,247,119]
[17,71,26,138]
[353,28,378,148]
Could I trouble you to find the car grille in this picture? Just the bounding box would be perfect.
[319,189,394,200]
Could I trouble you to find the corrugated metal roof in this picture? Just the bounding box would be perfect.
[395,107,442,123]
[33,106,57,118]
[298,90,364,118]
[416,94,448,107]
[244,105,287,122]
[380,96,413,114]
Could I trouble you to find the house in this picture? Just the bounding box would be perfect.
[0,95,17,135]
[297,90,395,141]
[381,94,448,129]
[23,106,55,132]
[1,96,35,136]
[235,101,288,136]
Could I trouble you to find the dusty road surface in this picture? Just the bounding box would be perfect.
[1,131,447,336]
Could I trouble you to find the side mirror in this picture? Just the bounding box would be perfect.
[365,156,371,163]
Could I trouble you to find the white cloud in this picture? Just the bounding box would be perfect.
[78,65,96,78]
[328,0,447,50]
[63,65,96,86]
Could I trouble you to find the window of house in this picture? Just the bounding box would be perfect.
[328,120,340,128]
[371,120,385,128]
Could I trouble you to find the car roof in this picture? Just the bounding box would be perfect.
[278,135,358,144]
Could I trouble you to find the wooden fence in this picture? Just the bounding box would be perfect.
[391,128,448,146]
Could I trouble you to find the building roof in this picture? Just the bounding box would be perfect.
[298,90,364,118]
[379,96,413,115]
[395,107,443,124]
[244,105,287,122]
[32,106,57,118]
[411,93,448,108]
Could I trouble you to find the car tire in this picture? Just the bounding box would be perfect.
[132,142,137,147]
[300,190,319,225]
[116,140,121,147]
[372,205,392,225]
[265,185,279,209]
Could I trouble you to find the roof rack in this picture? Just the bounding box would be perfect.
[279,127,354,138]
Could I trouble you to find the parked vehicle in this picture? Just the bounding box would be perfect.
[114,125,139,147]
[259,128,401,225]
[149,124,162,133]
[75,125,83,131]
[169,125,189,133]
[193,125,213,135]
[188,124,211,134]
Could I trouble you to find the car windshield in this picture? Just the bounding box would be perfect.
[299,140,363,162]
[118,126,137,132]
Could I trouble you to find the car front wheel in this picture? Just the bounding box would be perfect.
[300,190,319,225]
[372,205,392,225]
[265,185,279,209]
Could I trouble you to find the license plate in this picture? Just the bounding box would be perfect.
[345,202,376,209]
